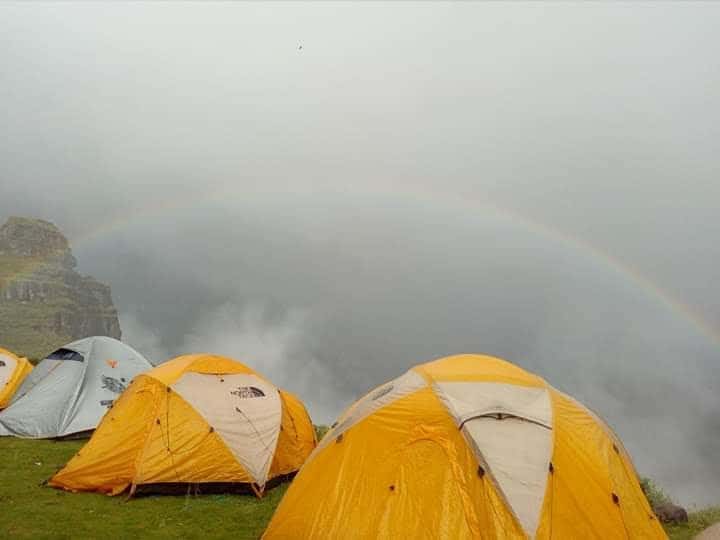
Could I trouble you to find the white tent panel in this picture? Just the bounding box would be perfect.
[434,382,553,537]
[172,372,282,487]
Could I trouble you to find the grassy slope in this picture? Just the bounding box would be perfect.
[642,478,720,539]
[1,437,717,539]
[0,301,73,361]
[0,256,43,283]
[666,508,720,540]
[0,438,286,540]
[0,256,77,359]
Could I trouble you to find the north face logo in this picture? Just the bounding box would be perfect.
[231,386,265,398]
[101,375,127,394]
[99,376,127,409]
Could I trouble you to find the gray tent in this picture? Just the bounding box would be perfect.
[0,336,151,438]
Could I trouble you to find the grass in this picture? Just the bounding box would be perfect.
[640,477,720,539]
[314,424,330,441]
[0,437,286,539]
[1,435,717,539]
[666,507,720,540]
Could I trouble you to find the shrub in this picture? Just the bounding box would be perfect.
[640,477,673,508]
[314,424,329,442]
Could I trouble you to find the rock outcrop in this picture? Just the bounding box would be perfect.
[0,217,121,359]
[654,502,689,524]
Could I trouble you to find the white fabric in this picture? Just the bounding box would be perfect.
[172,373,282,487]
[0,337,151,438]
[314,369,427,454]
[0,353,18,392]
[435,382,553,537]
[435,382,552,428]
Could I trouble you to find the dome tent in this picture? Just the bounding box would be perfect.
[49,354,316,497]
[0,336,151,438]
[0,347,33,409]
[264,354,665,539]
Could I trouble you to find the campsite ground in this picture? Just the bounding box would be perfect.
[0,438,285,539]
[0,437,717,539]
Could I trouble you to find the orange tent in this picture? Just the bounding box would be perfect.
[264,354,665,539]
[50,353,315,496]
[0,347,33,410]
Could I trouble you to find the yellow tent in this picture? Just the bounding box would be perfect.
[49,354,316,497]
[264,354,666,539]
[0,347,33,410]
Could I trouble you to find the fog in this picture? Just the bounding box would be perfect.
[1,2,719,505]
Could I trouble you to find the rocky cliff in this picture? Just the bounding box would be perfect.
[0,217,121,359]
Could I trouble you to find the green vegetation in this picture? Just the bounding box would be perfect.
[0,300,73,360]
[314,424,329,442]
[0,256,74,359]
[641,477,673,509]
[0,438,286,539]
[639,477,720,539]
[0,437,717,539]
[0,255,45,285]
[666,507,720,540]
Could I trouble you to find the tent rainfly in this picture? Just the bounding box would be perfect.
[49,354,316,497]
[264,354,665,539]
[0,336,151,438]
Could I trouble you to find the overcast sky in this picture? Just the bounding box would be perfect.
[1,2,719,506]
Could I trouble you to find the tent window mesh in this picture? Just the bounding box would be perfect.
[46,348,84,362]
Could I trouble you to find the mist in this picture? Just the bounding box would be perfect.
[1,2,719,506]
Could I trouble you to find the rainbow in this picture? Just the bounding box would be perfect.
[4,182,719,347]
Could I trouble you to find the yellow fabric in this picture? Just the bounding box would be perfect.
[415,353,546,387]
[133,378,253,486]
[269,390,317,478]
[264,354,665,539]
[265,386,524,539]
[144,353,258,386]
[49,354,315,497]
[0,348,33,409]
[49,377,159,494]
[534,390,664,539]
